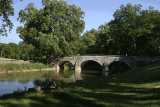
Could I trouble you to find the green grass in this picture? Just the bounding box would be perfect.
[1,62,160,107]
[0,63,51,72]
[0,57,22,61]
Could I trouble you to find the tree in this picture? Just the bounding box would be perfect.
[0,0,14,36]
[0,43,18,59]
[18,41,34,60]
[17,0,85,63]
[135,8,160,55]
[8,42,21,59]
[108,3,160,56]
[96,23,114,54]
[80,29,97,54]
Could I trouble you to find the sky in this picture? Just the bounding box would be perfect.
[1,0,160,44]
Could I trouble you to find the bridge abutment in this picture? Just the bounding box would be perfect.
[102,63,110,76]
[53,64,60,73]
[75,66,83,80]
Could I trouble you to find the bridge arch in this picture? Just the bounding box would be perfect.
[78,58,103,66]
[108,61,131,74]
[58,61,75,70]
[75,59,103,72]
[108,60,131,68]
[80,60,103,77]
[81,60,103,68]
[74,59,103,79]
[57,61,75,78]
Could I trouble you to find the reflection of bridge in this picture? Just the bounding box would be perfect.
[52,55,160,79]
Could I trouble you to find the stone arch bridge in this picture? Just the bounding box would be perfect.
[52,55,160,79]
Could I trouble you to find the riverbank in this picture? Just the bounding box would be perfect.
[0,68,54,74]
[0,62,160,106]
[0,63,52,73]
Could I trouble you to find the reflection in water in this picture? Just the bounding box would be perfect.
[0,69,101,96]
[0,70,76,96]
[81,60,102,78]
[59,70,75,78]
[81,69,102,78]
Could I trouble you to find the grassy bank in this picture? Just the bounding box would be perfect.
[0,63,51,72]
[0,57,22,61]
[1,62,160,106]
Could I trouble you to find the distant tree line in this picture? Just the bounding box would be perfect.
[1,0,160,63]
[0,42,34,60]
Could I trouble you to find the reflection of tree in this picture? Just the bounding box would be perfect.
[33,79,56,88]
[18,79,31,84]
[5,71,47,80]
[0,71,57,85]
[61,70,75,78]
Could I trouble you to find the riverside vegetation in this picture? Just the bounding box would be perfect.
[0,62,160,107]
[0,63,51,73]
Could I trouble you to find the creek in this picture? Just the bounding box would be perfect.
[0,69,101,96]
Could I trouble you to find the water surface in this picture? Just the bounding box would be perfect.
[0,70,75,96]
[0,69,101,96]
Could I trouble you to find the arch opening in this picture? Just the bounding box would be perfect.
[59,61,75,78]
[81,60,102,78]
[108,61,130,75]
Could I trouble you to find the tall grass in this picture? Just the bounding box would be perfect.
[0,63,51,72]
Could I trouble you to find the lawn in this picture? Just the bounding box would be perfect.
[0,57,20,61]
[0,62,160,107]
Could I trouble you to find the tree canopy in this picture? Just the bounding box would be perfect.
[0,0,14,36]
[108,3,160,56]
[0,42,34,60]
[80,3,160,56]
[17,0,85,63]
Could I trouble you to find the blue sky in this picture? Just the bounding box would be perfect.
[1,0,160,44]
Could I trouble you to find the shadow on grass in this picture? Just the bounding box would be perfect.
[1,78,160,107]
[1,62,160,106]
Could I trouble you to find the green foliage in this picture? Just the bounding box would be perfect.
[0,43,19,59]
[81,3,160,56]
[17,0,85,63]
[80,29,98,54]
[0,42,34,60]
[108,3,160,56]
[0,0,14,36]
[63,62,74,70]
[18,42,34,60]
[96,23,113,54]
